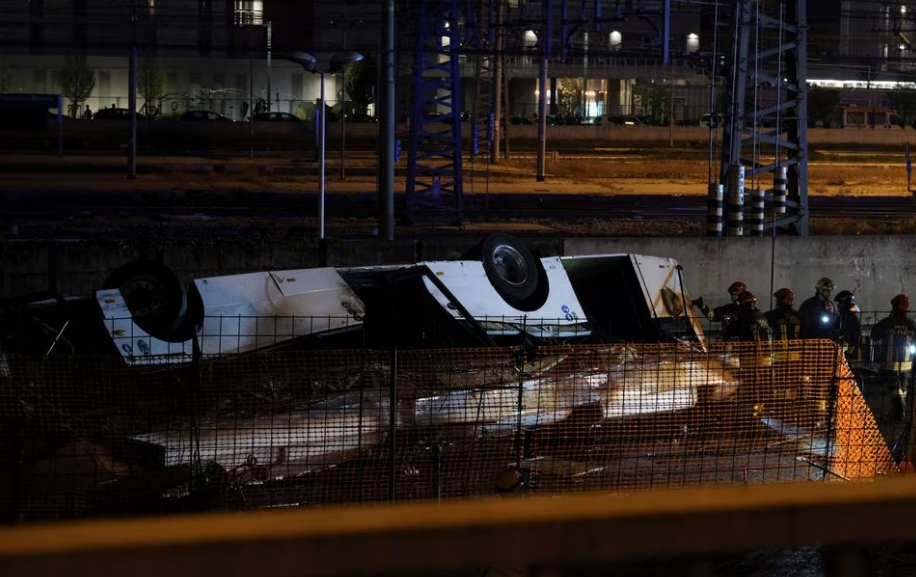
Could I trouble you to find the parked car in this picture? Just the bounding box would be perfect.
[94,107,145,120]
[253,112,302,122]
[607,115,642,126]
[700,113,723,128]
[343,112,378,123]
[179,110,232,122]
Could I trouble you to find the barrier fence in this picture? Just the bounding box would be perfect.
[0,336,897,524]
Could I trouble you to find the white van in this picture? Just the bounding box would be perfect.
[833,105,902,129]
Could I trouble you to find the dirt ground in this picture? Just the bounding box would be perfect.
[5,151,914,239]
[516,155,913,198]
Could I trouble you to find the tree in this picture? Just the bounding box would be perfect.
[344,56,376,116]
[556,77,583,117]
[806,86,841,128]
[55,54,95,118]
[633,82,669,124]
[886,87,916,129]
[0,56,12,93]
[138,57,166,117]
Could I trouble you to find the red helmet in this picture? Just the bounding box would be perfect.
[892,293,910,313]
[738,291,758,307]
[774,288,794,306]
[728,281,747,296]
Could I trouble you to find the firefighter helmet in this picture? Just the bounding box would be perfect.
[727,281,747,296]
[815,277,835,295]
[835,290,855,304]
[774,288,794,306]
[835,290,857,312]
[892,293,910,313]
[738,291,758,307]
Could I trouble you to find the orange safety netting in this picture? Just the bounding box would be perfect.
[830,350,898,479]
[0,339,900,522]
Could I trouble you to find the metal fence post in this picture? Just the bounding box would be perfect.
[11,367,23,521]
[189,334,205,510]
[824,342,841,482]
[388,346,398,503]
[515,320,527,469]
[431,443,441,502]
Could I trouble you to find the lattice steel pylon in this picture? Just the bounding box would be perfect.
[720,0,809,236]
[405,0,465,225]
[468,0,506,165]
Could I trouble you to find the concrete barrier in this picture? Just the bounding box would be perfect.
[0,235,911,316]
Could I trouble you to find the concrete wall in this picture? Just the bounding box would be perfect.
[3,235,914,318]
[563,236,916,319]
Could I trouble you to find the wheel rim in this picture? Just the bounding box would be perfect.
[122,277,164,319]
[492,243,529,286]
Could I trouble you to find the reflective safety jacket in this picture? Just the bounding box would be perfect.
[870,313,916,373]
[836,306,862,362]
[765,306,802,341]
[765,305,802,362]
[737,309,772,343]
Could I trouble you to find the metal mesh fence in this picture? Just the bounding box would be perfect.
[0,338,897,523]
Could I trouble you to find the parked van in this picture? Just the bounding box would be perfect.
[833,105,902,129]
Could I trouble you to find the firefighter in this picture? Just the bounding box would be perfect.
[765,288,801,365]
[798,277,838,339]
[693,281,747,341]
[870,294,916,421]
[736,291,771,343]
[834,290,862,364]
[765,288,802,341]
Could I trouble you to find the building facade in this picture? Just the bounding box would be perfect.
[0,1,887,124]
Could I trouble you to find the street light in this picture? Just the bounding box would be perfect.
[330,19,365,180]
[283,51,364,239]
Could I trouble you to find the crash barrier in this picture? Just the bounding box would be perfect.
[774,166,788,214]
[0,340,895,522]
[749,187,765,236]
[706,182,723,237]
[8,477,916,577]
[726,165,745,237]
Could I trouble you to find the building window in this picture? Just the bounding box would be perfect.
[235,0,263,25]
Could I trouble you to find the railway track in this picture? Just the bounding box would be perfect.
[3,193,915,225]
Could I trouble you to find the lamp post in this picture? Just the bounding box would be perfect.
[283,51,364,240]
[330,19,364,180]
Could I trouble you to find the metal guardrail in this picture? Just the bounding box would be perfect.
[2,475,916,577]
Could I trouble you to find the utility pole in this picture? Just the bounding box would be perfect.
[377,0,395,240]
[127,0,137,180]
[493,0,505,163]
[266,22,272,111]
[582,31,588,119]
[332,18,364,180]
